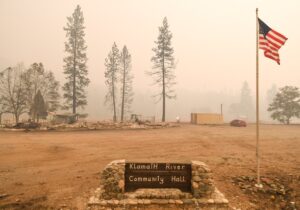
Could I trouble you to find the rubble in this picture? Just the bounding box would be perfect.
[232,175,298,210]
[45,121,179,131]
[0,120,179,131]
[0,194,9,199]
[13,122,40,129]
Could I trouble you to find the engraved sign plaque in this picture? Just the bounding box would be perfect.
[125,162,191,192]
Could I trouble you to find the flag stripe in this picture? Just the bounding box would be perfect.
[265,37,281,50]
[265,54,279,60]
[259,38,279,51]
[268,31,287,43]
[271,29,288,40]
[265,51,279,58]
[260,47,279,57]
[267,33,285,45]
[264,53,280,64]
[261,44,278,52]
[259,44,278,53]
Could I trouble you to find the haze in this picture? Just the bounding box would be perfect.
[1,0,299,121]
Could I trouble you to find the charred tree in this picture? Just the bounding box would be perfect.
[22,62,60,118]
[149,17,176,122]
[120,46,133,122]
[104,42,120,122]
[0,65,27,123]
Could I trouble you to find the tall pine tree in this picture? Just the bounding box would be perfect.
[149,17,176,122]
[104,42,120,122]
[63,5,89,114]
[120,46,133,122]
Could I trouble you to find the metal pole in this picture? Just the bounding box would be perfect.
[255,8,261,187]
[221,104,223,116]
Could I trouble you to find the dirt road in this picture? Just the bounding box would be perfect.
[0,124,299,209]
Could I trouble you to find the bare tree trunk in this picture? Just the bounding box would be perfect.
[15,113,19,124]
[162,71,165,122]
[33,108,37,122]
[112,76,116,122]
[112,58,117,122]
[72,35,77,114]
[121,57,126,122]
[162,50,165,122]
[32,111,35,123]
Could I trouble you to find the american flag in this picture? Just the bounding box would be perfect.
[258,18,287,65]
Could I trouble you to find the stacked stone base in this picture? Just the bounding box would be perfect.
[87,188,228,210]
[88,203,228,210]
[89,204,227,210]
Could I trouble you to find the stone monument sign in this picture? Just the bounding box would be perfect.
[87,160,229,210]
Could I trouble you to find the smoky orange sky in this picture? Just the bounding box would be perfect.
[0,0,299,120]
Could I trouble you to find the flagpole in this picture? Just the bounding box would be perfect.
[255,8,262,187]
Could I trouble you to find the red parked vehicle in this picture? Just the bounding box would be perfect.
[230,119,247,127]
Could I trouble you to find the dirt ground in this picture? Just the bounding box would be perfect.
[0,124,299,210]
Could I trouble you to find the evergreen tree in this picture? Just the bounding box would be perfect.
[63,5,89,113]
[104,42,120,122]
[268,86,300,124]
[120,46,133,122]
[30,90,47,123]
[149,17,176,122]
